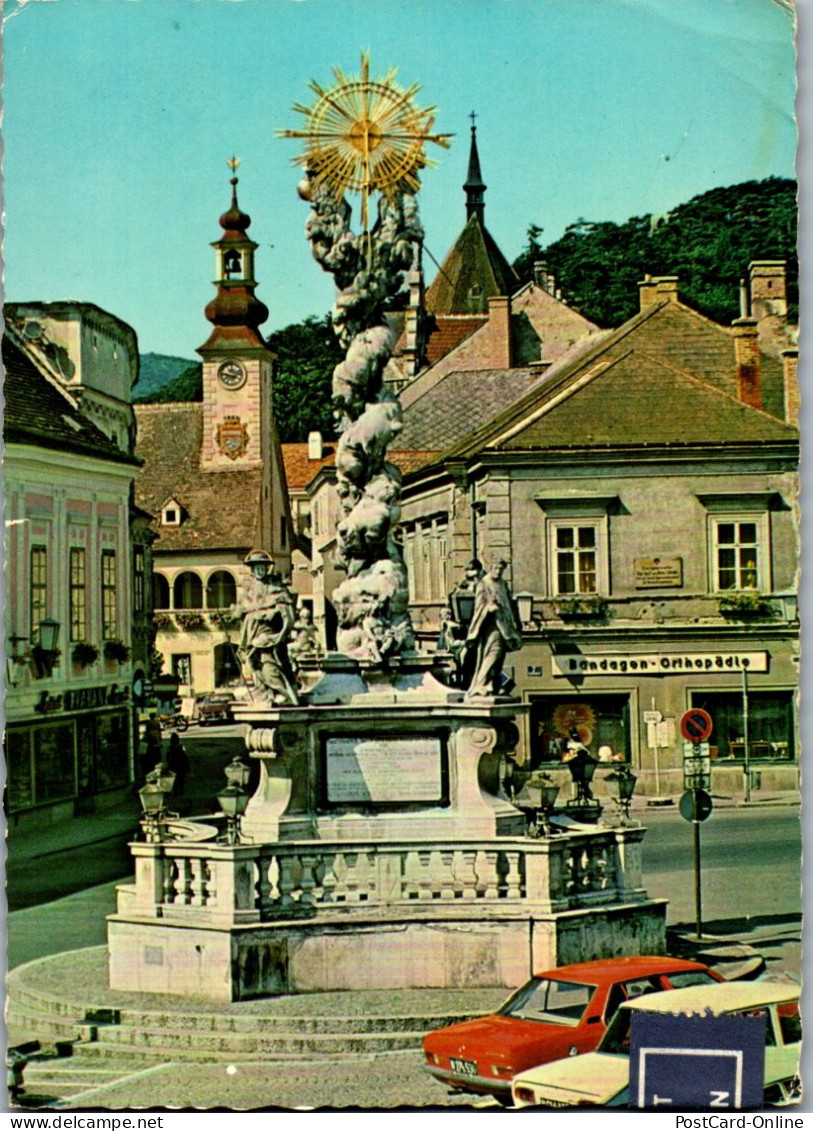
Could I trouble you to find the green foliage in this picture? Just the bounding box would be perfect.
[514,178,798,327]
[134,353,199,401]
[267,315,343,443]
[145,363,203,403]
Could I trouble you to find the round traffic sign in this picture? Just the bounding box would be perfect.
[679,708,713,743]
[679,788,713,822]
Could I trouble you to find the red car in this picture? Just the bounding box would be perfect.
[423,956,724,1104]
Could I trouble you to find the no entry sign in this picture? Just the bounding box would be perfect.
[679,708,713,743]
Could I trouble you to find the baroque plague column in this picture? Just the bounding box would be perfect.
[108,57,665,1001]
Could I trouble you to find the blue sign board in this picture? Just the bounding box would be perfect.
[629,1010,765,1109]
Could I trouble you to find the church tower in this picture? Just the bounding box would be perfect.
[198,159,274,471]
[196,160,290,565]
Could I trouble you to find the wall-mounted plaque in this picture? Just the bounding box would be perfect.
[634,557,683,588]
[325,735,443,804]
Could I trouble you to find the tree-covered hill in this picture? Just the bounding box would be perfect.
[513,177,797,328]
[134,352,200,401]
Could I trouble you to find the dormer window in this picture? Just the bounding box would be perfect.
[161,498,183,527]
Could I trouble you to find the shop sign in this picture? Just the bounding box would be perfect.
[553,651,768,677]
[634,557,683,587]
[48,685,133,712]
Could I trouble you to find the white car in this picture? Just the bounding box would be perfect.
[511,981,801,1109]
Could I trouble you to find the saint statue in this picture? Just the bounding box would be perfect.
[288,605,323,668]
[463,558,523,699]
[237,551,298,706]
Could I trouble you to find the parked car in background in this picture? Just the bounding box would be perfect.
[196,693,236,725]
[422,956,723,1104]
[510,980,802,1109]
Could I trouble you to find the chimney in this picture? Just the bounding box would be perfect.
[638,274,679,311]
[781,346,799,425]
[749,260,788,321]
[533,260,554,294]
[307,430,324,460]
[486,295,512,369]
[732,318,762,410]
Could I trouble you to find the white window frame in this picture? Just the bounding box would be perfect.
[547,516,609,597]
[708,511,771,594]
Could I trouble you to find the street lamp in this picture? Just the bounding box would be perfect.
[38,618,61,653]
[224,754,251,790]
[605,764,638,823]
[514,772,560,837]
[217,783,250,845]
[515,592,534,627]
[138,764,176,842]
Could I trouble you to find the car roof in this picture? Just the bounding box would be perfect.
[620,980,800,1015]
[535,956,709,982]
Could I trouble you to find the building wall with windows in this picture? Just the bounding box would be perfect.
[4,316,142,826]
[392,269,799,794]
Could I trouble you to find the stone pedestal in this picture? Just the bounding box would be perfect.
[238,655,526,844]
[108,655,667,1001]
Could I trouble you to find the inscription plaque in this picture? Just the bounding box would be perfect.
[634,557,683,588]
[326,736,443,803]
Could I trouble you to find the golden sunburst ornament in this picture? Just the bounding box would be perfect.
[279,51,452,230]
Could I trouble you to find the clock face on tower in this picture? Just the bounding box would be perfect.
[217,360,247,390]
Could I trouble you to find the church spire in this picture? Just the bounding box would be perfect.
[199,158,269,354]
[464,112,486,222]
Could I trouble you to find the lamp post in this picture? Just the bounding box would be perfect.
[38,618,61,653]
[605,764,638,823]
[514,592,534,628]
[218,754,251,844]
[218,784,250,845]
[138,765,175,842]
[514,772,561,837]
[563,734,601,821]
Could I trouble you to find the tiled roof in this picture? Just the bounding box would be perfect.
[3,334,137,465]
[440,299,797,460]
[282,443,337,491]
[424,316,487,364]
[393,367,540,453]
[133,403,261,552]
[497,349,798,450]
[425,214,519,315]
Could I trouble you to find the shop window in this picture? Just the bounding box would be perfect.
[101,549,118,640]
[153,572,170,610]
[33,722,76,805]
[691,691,795,761]
[173,571,203,609]
[530,695,631,767]
[30,545,48,643]
[69,547,87,642]
[206,569,237,609]
[214,641,241,687]
[172,653,192,685]
[96,711,131,791]
[6,728,34,811]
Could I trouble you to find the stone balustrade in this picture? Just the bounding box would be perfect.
[123,825,648,926]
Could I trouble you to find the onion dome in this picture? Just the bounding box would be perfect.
[219,176,252,237]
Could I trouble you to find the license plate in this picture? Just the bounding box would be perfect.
[540,1099,570,1109]
[450,1058,478,1076]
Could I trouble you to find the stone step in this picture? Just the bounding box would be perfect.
[75,1027,426,1059]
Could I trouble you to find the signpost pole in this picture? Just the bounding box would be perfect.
[693,809,703,939]
[651,697,660,798]
[742,667,751,804]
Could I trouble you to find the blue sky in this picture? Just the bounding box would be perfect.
[3,0,797,360]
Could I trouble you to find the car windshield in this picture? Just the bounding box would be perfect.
[498,977,595,1026]
[598,1006,632,1054]
[667,971,719,989]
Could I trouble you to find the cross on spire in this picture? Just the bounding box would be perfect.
[469,110,477,129]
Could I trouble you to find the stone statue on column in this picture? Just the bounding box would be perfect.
[464,557,523,699]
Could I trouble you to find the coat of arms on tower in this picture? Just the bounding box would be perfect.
[216,415,249,460]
